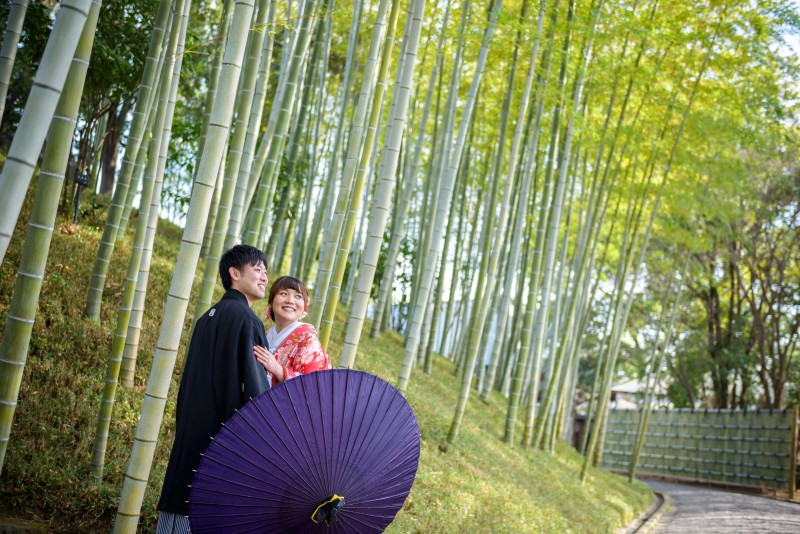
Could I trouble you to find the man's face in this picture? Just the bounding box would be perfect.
[230,261,268,306]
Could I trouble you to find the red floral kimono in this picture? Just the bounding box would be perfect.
[268,322,330,385]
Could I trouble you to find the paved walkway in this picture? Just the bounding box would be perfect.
[646,480,800,533]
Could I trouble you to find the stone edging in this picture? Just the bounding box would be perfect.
[618,491,670,534]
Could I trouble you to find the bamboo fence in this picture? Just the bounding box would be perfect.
[601,406,799,494]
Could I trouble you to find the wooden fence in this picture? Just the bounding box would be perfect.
[600,407,799,495]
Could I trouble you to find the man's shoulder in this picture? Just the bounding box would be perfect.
[201,297,253,324]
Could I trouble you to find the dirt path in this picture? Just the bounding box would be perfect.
[645,480,800,533]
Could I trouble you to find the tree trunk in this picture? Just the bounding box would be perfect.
[581,21,721,478]
[398,0,504,396]
[98,104,125,195]
[114,1,255,528]
[531,0,604,451]
[92,0,187,482]
[193,0,273,320]
[241,0,322,246]
[310,0,399,329]
[84,0,172,320]
[337,0,428,363]
[0,0,100,475]
[0,0,94,266]
[0,0,29,126]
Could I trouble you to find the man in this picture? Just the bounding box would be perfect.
[156,244,271,533]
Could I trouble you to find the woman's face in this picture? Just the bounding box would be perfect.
[269,287,307,326]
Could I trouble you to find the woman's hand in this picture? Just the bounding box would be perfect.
[254,345,285,382]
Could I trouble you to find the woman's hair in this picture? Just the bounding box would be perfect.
[267,276,310,321]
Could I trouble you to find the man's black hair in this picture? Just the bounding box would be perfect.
[219,244,268,290]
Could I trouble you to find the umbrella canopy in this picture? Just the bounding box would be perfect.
[188,369,420,533]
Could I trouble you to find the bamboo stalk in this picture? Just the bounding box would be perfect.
[0,0,100,475]
[114,1,255,529]
[0,0,29,126]
[0,0,94,266]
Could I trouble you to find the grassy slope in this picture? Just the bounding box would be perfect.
[0,201,651,532]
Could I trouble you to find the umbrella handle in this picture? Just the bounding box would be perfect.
[311,494,345,525]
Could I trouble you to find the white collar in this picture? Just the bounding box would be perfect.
[266,321,304,352]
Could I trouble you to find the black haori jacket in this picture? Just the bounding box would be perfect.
[158,289,270,515]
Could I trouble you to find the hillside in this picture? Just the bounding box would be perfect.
[0,199,651,532]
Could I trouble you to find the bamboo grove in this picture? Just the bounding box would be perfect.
[0,0,798,529]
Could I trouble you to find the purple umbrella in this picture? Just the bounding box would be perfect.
[188,369,420,533]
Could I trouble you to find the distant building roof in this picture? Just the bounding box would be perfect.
[611,379,644,394]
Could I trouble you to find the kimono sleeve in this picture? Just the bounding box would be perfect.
[282,327,331,381]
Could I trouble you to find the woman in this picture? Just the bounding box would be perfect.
[254,276,330,384]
